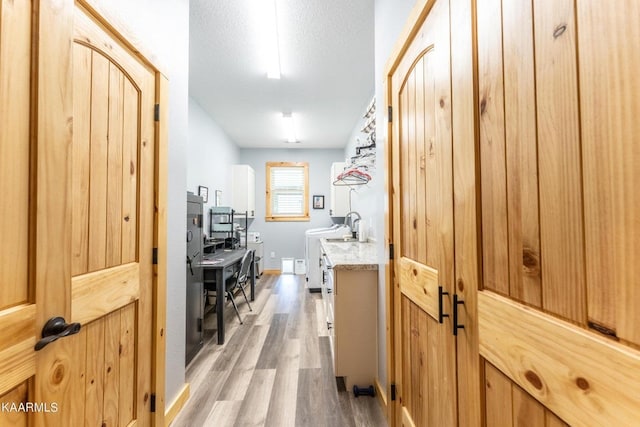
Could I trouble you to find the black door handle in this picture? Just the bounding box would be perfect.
[438,285,449,324]
[35,317,81,351]
[453,294,465,336]
[186,255,194,275]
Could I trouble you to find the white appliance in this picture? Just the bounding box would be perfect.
[305,224,351,291]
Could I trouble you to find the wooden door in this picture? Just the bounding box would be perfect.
[0,1,157,425]
[477,0,640,425]
[389,0,457,425]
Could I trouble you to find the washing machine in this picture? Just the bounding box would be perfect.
[304,224,340,271]
[305,224,351,291]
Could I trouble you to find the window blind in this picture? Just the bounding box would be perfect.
[270,166,305,216]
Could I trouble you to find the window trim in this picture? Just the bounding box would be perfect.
[265,161,310,222]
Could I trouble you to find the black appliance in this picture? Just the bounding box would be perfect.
[185,192,204,365]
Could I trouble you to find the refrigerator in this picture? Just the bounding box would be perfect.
[185,192,204,365]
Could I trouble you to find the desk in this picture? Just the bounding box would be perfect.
[200,248,255,345]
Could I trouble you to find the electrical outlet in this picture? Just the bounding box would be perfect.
[270,251,275,258]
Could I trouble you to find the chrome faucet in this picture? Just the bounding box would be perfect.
[344,211,361,238]
[352,218,361,239]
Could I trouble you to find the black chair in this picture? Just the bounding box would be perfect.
[225,250,253,324]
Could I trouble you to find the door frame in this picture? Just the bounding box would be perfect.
[383,0,481,426]
[77,1,169,425]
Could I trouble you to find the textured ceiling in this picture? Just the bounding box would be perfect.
[189,0,374,148]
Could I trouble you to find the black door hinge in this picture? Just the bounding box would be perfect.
[390,383,396,401]
[197,318,203,332]
[154,104,160,122]
[152,248,158,265]
[150,393,156,412]
[389,243,394,260]
[388,105,393,123]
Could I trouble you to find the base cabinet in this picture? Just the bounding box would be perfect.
[327,268,378,390]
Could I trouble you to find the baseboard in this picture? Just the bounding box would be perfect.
[374,378,388,416]
[165,383,190,426]
[263,269,281,275]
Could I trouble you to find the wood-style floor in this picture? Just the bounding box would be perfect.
[172,273,387,427]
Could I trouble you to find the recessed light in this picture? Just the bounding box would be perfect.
[262,0,281,79]
[282,112,297,143]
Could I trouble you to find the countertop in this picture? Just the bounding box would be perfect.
[320,238,378,271]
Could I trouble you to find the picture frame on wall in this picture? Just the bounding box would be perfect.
[313,195,325,209]
[198,185,208,203]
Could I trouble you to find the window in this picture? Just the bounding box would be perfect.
[266,162,309,221]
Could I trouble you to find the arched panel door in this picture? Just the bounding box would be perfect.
[390,0,457,425]
[0,2,157,426]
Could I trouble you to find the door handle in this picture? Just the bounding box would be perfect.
[438,285,449,324]
[35,317,81,351]
[186,255,194,275]
[453,294,465,336]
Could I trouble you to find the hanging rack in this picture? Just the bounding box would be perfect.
[333,167,372,186]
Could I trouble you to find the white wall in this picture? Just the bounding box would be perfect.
[239,148,345,270]
[88,0,190,407]
[188,98,240,232]
[342,97,378,241]
[372,0,415,390]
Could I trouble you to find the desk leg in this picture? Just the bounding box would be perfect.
[250,256,256,301]
[216,268,225,345]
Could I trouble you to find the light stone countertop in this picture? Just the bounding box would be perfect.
[320,238,378,271]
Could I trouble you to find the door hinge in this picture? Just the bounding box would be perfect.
[150,393,156,412]
[197,318,203,332]
[152,248,158,265]
[390,383,396,401]
[154,104,160,122]
[388,105,393,123]
[389,243,394,260]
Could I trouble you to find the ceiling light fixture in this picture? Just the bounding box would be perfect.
[282,112,297,143]
[264,0,281,79]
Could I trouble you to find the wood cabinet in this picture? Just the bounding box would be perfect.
[330,162,350,217]
[231,164,255,217]
[386,0,640,426]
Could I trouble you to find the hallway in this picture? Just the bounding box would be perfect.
[172,274,387,426]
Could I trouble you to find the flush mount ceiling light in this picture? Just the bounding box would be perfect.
[260,0,281,79]
[282,112,298,143]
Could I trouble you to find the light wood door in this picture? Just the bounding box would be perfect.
[390,0,457,425]
[477,0,640,424]
[0,1,157,425]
